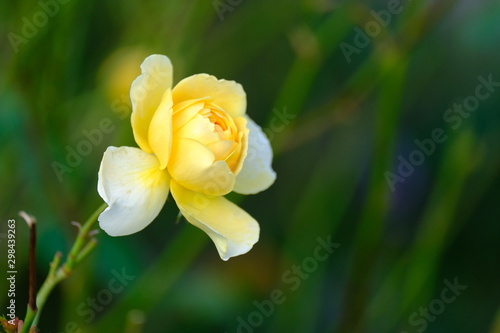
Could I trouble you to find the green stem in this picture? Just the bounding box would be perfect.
[21,203,107,332]
[65,203,107,271]
[21,309,36,332]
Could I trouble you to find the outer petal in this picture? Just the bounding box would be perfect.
[233,116,276,194]
[130,55,173,153]
[170,180,259,260]
[98,146,170,236]
[172,74,246,118]
[168,138,235,196]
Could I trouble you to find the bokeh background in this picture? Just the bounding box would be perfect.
[1,0,499,332]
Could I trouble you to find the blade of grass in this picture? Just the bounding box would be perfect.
[199,0,302,76]
[336,44,408,333]
[398,130,476,326]
[269,101,373,332]
[270,2,364,122]
[368,129,477,332]
[273,0,460,155]
[489,307,500,333]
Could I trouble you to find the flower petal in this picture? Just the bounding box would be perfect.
[225,116,249,175]
[233,116,276,194]
[148,89,173,169]
[175,112,219,145]
[206,140,238,161]
[172,99,206,132]
[172,74,246,118]
[170,180,259,260]
[130,54,173,153]
[98,146,170,236]
[168,138,235,196]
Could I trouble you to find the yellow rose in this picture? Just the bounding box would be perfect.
[97,55,276,260]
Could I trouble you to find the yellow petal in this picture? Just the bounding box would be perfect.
[206,140,238,161]
[175,112,219,145]
[225,116,249,175]
[168,138,235,196]
[97,146,170,236]
[172,74,246,118]
[233,116,276,194]
[130,55,173,153]
[170,180,259,260]
[148,89,173,169]
[172,99,206,133]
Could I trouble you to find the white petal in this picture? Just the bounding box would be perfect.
[233,116,276,194]
[170,181,259,260]
[98,146,170,236]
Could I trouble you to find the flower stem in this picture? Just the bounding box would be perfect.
[21,203,107,332]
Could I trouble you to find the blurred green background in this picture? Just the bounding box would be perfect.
[1,0,499,332]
